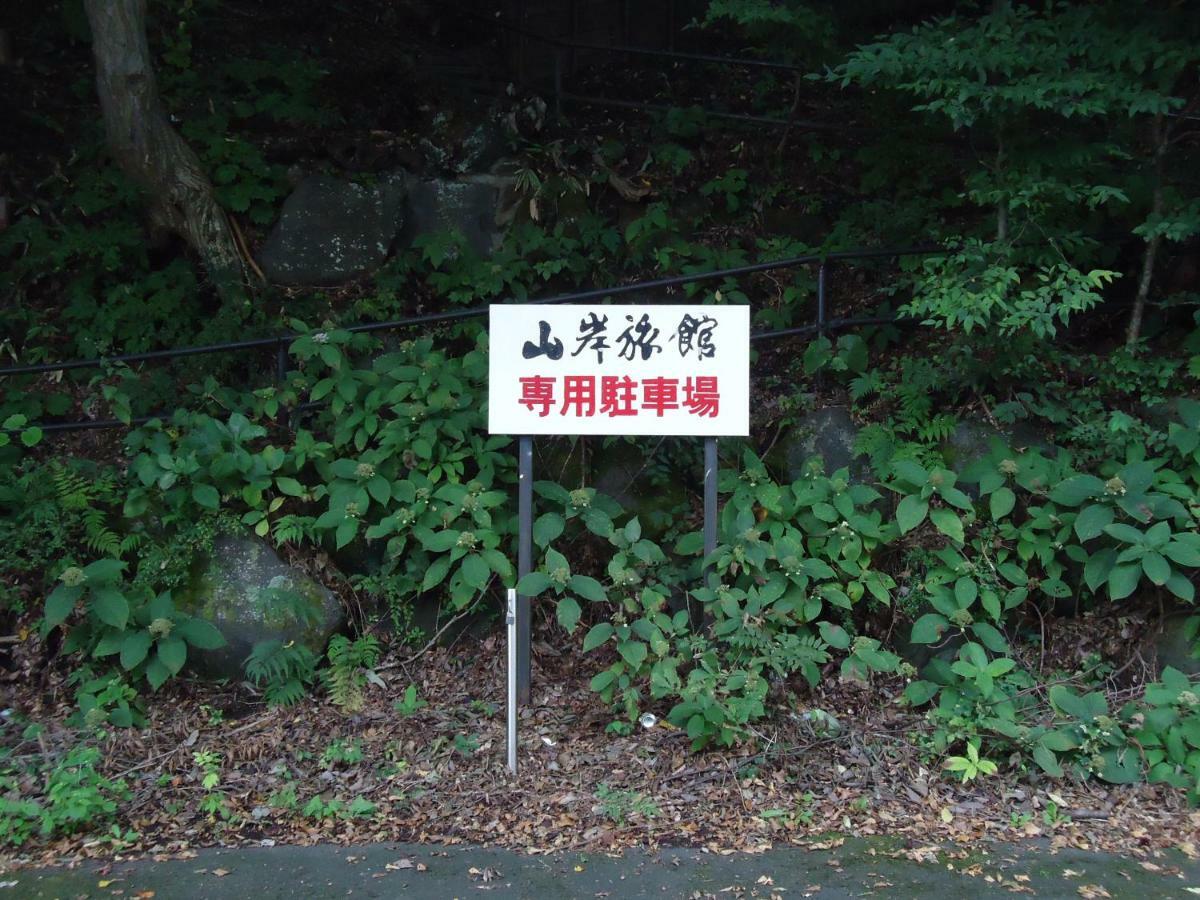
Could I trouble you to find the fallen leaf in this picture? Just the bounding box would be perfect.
[212,868,231,878]
[805,838,844,851]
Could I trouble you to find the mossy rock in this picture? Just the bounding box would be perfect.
[768,407,869,483]
[534,436,687,537]
[259,174,407,285]
[940,417,1051,472]
[176,536,344,680]
[399,174,506,258]
[1154,612,1200,677]
[588,438,688,538]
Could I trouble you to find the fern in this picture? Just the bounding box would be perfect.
[854,423,897,478]
[51,465,95,511]
[273,515,315,545]
[244,639,317,707]
[893,383,933,434]
[322,634,380,713]
[51,463,137,558]
[849,369,885,403]
[915,413,958,443]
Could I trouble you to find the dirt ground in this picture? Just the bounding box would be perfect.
[2,633,1197,872]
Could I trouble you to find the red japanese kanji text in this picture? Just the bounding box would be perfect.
[518,376,719,418]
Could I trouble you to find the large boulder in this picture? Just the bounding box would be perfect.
[178,535,343,680]
[940,417,1058,499]
[1153,612,1200,677]
[588,439,688,537]
[940,417,1050,473]
[769,406,869,483]
[418,113,509,175]
[259,174,407,285]
[400,174,508,258]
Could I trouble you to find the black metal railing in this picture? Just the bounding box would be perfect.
[0,243,951,435]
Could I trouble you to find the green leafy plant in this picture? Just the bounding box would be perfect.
[245,639,318,707]
[320,739,364,768]
[452,733,480,756]
[1126,667,1200,803]
[193,750,231,820]
[268,782,299,812]
[944,740,999,783]
[595,783,659,825]
[323,634,380,713]
[394,683,428,716]
[44,562,226,694]
[302,795,343,821]
[0,747,128,846]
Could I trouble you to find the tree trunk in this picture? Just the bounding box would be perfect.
[995,133,1007,243]
[83,0,244,297]
[1126,115,1166,351]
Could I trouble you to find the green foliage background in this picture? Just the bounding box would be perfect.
[1,0,1199,842]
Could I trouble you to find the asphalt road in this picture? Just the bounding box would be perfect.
[7,837,1199,899]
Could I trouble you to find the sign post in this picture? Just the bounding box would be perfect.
[704,436,718,584]
[516,436,532,706]
[490,304,750,771]
[506,588,518,775]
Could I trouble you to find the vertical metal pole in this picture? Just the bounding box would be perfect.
[703,437,718,586]
[517,436,533,705]
[506,588,518,775]
[815,262,828,390]
[817,262,827,338]
[276,339,289,427]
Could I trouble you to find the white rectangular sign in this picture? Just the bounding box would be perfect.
[488,304,749,436]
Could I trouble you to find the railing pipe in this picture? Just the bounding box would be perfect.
[0,243,948,380]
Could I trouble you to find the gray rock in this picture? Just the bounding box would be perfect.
[418,109,510,175]
[535,436,589,488]
[589,439,687,537]
[769,407,868,483]
[259,174,407,285]
[456,121,509,173]
[177,535,343,680]
[940,417,1057,498]
[940,417,1049,473]
[400,175,507,259]
[1154,612,1200,676]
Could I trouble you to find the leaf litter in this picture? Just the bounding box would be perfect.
[1,636,1198,879]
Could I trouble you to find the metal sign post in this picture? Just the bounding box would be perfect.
[703,436,718,584]
[506,588,518,775]
[490,303,749,775]
[516,436,533,705]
